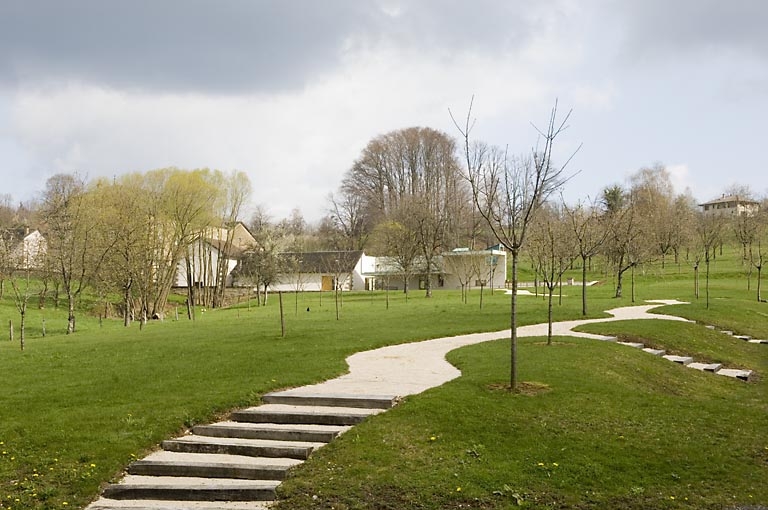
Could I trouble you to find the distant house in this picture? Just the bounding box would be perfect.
[174,222,256,288]
[699,195,760,217]
[271,250,369,292]
[3,229,47,271]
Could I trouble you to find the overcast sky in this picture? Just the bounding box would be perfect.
[0,0,766,221]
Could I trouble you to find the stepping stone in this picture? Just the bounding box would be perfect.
[748,339,768,344]
[102,475,279,502]
[617,341,644,348]
[662,355,693,365]
[263,391,397,409]
[720,330,734,335]
[705,325,716,330]
[642,348,665,356]
[734,335,751,341]
[688,362,722,372]
[716,369,753,381]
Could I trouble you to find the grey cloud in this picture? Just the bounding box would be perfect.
[617,0,768,62]
[0,1,370,92]
[0,0,551,94]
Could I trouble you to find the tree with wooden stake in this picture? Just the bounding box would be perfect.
[451,98,578,391]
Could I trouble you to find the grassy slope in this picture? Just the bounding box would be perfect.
[0,246,766,509]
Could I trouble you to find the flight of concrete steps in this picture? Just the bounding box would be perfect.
[86,392,397,510]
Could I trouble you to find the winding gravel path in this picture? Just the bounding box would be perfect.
[273,299,692,399]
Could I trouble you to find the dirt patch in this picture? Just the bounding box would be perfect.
[488,381,551,396]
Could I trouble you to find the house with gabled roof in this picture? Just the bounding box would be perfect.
[1,228,47,271]
[174,222,256,288]
[699,195,760,217]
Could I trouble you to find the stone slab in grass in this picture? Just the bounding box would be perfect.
[734,335,751,341]
[642,348,665,355]
[617,341,644,348]
[705,325,716,330]
[716,369,753,381]
[720,330,734,335]
[688,362,722,372]
[748,339,768,344]
[662,355,693,365]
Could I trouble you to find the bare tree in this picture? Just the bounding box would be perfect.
[563,198,608,315]
[529,204,578,344]
[443,250,482,303]
[696,212,725,309]
[452,98,577,390]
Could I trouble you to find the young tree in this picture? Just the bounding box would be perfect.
[563,198,608,315]
[443,250,482,303]
[529,204,577,344]
[695,212,725,309]
[370,205,421,297]
[453,99,577,390]
[41,174,114,334]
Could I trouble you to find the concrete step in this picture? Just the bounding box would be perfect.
[716,368,753,381]
[617,341,644,348]
[642,348,665,356]
[748,339,768,344]
[262,391,397,409]
[194,421,349,443]
[128,451,301,480]
[87,497,272,509]
[162,435,322,460]
[688,362,722,372]
[231,404,384,426]
[662,355,694,365]
[102,476,279,502]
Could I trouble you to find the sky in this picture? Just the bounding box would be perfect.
[0,0,766,222]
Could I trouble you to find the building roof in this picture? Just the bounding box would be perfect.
[699,194,760,207]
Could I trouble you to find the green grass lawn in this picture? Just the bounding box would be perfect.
[1,251,767,509]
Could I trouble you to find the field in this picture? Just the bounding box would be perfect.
[0,247,766,509]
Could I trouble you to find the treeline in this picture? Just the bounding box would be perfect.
[2,123,765,346]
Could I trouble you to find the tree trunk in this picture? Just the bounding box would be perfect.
[631,264,636,303]
[694,265,699,299]
[757,265,762,302]
[185,257,195,321]
[547,286,554,345]
[510,249,519,391]
[19,307,26,351]
[123,284,131,327]
[67,293,76,334]
[705,259,711,309]
[581,255,588,315]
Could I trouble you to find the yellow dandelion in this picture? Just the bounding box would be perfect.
[553,462,559,467]
[456,487,462,492]
[430,436,436,441]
